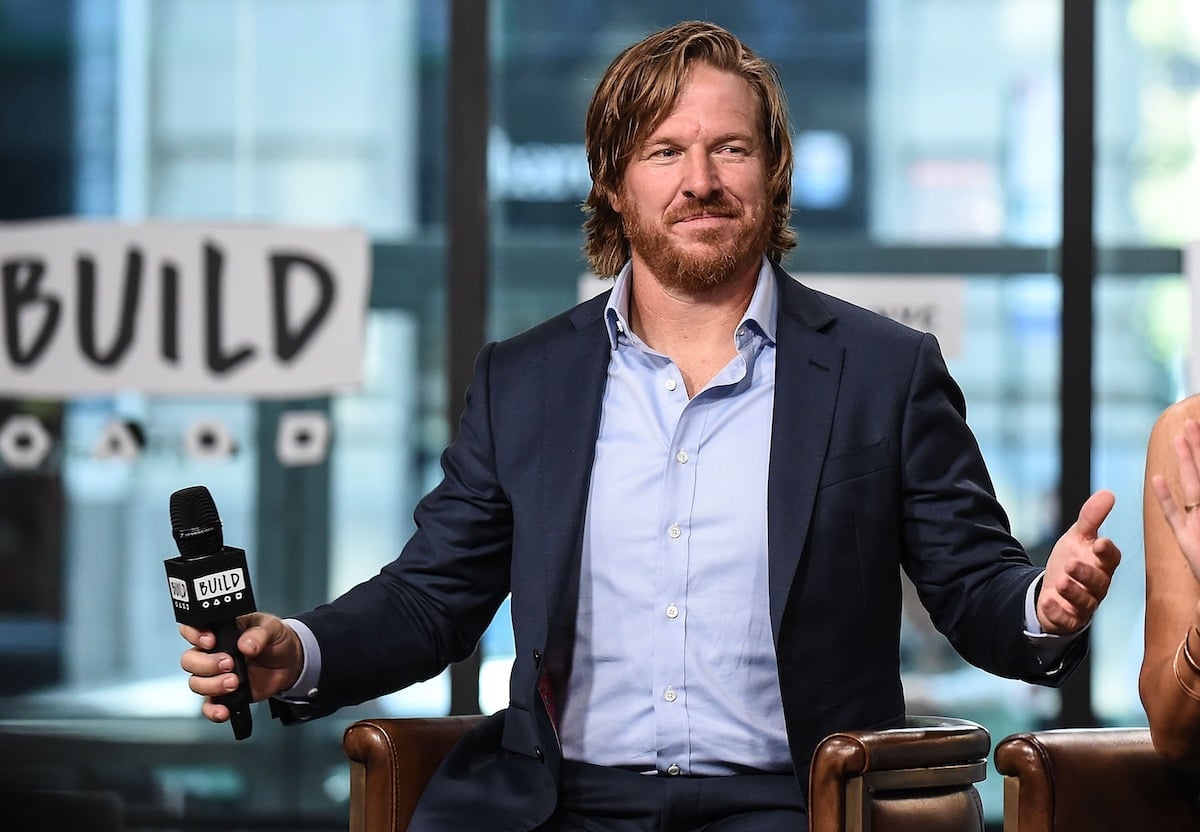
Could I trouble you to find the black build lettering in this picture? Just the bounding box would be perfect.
[877,304,936,331]
[77,248,143,367]
[2,257,61,367]
[160,260,180,364]
[270,252,335,362]
[203,242,255,375]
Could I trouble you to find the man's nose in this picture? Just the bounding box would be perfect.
[681,154,721,200]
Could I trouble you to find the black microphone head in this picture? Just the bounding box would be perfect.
[170,485,223,559]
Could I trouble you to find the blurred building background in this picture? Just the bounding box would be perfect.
[0,0,1196,828]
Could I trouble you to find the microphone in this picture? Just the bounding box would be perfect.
[164,485,257,740]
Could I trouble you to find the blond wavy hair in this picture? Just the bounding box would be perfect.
[582,20,797,278]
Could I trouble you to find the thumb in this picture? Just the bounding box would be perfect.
[1073,489,1116,539]
[235,612,279,657]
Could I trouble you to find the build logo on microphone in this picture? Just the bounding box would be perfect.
[194,568,248,605]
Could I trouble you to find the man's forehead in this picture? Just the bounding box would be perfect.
[640,84,762,141]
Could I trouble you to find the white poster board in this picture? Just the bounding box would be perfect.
[0,220,371,398]
[800,275,966,358]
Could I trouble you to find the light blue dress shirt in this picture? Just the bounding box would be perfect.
[556,258,793,775]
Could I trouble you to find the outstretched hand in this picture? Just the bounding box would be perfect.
[179,611,304,724]
[1151,417,1200,585]
[1037,489,1121,634]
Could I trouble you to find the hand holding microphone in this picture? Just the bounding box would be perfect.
[166,485,257,739]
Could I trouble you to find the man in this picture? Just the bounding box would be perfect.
[180,20,1121,831]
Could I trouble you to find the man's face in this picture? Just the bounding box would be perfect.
[614,63,773,294]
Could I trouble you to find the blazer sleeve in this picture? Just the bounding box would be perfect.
[899,332,1087,685]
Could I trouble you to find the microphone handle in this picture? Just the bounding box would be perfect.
[211,618,253,740]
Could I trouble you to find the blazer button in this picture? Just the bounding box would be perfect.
[534,745,544,762]
[532,649,542,667]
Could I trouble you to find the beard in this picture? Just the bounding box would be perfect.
[621,191,774,294]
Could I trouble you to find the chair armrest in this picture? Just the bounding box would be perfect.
[808,715,989,832]
[343,715,486,832]
[994,728,1200,832]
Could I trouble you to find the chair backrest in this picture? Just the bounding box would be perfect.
[994,727,1200,831]
[344,713,988,832]
[808,715,989,832]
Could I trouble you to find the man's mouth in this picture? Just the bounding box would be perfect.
[674,209,737,223]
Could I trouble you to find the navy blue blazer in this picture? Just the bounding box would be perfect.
[280,264,1084,830]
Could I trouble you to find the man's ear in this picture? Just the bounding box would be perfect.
[606,180,624,214]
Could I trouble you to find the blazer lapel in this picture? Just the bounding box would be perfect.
[767,268,844,639]
[537,295,612,639]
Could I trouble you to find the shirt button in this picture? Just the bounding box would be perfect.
[665,378,678,392]
[668,524,681,539]
[667,763,682,776]
[664,686,677,702]
[675,450,688,464]
[666,604,679,619]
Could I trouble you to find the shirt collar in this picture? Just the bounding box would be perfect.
[603,256,778,349]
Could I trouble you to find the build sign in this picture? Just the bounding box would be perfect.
[0,220,371,397]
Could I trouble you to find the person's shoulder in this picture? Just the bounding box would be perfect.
[492,288,611,356]
[1150,395,1200,442]
[781,273,927,345]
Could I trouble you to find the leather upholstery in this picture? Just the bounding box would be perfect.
[343,715,487,832]
[808,715,988,832]
[343,714,988,832]
[994,728,1200,831]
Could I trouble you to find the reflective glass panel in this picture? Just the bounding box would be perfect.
[0,0,447,825]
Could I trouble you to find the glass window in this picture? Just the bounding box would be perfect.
[1,0,1190,827]
[1093,0,1197,724]
[0,0,447,824]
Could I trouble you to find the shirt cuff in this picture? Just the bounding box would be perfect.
[275,618,322,701]
[1023,572,1088,673]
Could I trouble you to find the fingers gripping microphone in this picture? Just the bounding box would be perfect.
[165,485,257,740]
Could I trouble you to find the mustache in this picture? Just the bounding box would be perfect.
[667,199,741,223]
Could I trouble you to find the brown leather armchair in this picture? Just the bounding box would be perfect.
[994,727,1200,831]
[807,715,988,832]
[343,714,486,832]
[343,714,989,832]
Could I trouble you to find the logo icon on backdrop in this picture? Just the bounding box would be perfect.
[276,411,331,467]
[0,414,52,470]
[184,420,238,460]
[92,419,145,460]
